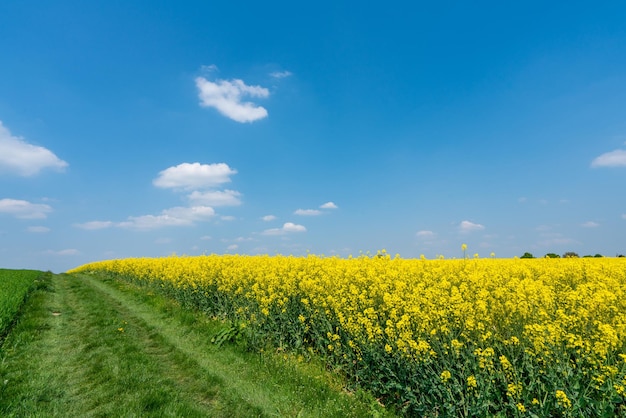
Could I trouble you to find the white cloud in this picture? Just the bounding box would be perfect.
[195,77,269,123]
[581,221,599,228]
[262,222,307,235]
[220,215,236,221]
[118,215,190,229]
[416,230,435,237]
[153,162,237,190]
[0,121,68,176]
[188,189,242,206]
[74,220,114,230]
[270,70,292,79]
[27,226,50,233]
[591,149,626,167]
[320,202,338,209]
[200,235,212,240]
[79,206,216,231]
[283,222,306,232]
[119,206,215,230]
[261,215,277,221]
[44,249,80,256]
[294,208,322,216]
[459,220,485,233]
[622,214,626,220]
[0,198,52,219]
[227,244,239,251]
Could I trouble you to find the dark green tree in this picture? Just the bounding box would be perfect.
[545,253,560,258]
[520,252,534,259]
[563,252,579,258]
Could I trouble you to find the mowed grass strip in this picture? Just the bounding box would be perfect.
[0,272,389,417]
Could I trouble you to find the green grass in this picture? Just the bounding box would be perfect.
[0,268,45,340]
[0,272,391,417]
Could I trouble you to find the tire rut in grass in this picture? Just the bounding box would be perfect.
[78,273,297,417]
[61,274,266,417]
[1,274,264,417]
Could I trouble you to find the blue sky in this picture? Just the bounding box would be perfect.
[1,1,625,272]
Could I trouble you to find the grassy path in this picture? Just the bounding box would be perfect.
[0,273,387,417]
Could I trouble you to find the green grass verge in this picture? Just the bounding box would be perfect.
[0,268,45,341]
[0,272,391,417]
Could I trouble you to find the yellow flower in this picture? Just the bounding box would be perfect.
[516,403,526,413]
[555,390,572,409]
[440,370,451,383]
[467,375,477,389]
[507,382,522,398]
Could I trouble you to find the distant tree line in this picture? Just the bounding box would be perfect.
[520,252,625,259]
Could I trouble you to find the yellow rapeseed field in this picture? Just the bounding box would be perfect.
[70,254,626,416]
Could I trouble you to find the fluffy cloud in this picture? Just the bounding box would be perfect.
[188,189,242,206]
[27,226,50,233]
[195,77,269,123]
[0,121,68,176]
[262,222,307,235]
[153,162,237,190]
[294,209,322,216]
[591,149,626,167]
[0,198,52,219]
[459,220,485,233]
[320,202,338,209]
[622,214,626,220]
[261,215,277,221]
